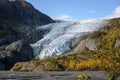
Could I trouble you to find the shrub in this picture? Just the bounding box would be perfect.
[90,31,106,39]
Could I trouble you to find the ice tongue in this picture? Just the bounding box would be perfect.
[30,19,108,59]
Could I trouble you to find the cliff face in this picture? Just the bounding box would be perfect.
[0,0,54,70]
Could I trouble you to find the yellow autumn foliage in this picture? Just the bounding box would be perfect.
[75,59,102,70]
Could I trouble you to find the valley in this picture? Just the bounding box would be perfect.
[0,0,120,80]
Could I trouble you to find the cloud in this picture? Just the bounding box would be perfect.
[54,14,72,20]
[107,6,120,18]
[89,10,96,13]
[53,6,120,21]
[114,6,120,15]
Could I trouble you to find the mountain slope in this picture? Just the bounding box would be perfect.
[0,0,54,45]
[0,0,54,26]
[0,0,54,70]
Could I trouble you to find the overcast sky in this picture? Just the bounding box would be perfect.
[27,0,120,20]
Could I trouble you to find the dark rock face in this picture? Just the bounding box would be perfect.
[0,0,54,26]
[0,62,4,70]
[0,26,49,46]
[5,40,33,58]
[0,40,33,70]
[0,0,54,45]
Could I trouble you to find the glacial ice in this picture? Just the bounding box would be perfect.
[30,19,108,59]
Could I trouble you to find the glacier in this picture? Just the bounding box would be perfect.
[30,19,108,59]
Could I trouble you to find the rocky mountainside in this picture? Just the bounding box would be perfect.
[0,0,54,70]
[11,18,120,78]
[0,0,54,44]
[0,0,54,26]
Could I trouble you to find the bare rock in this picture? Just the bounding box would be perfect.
[0,40,33,70]
[115,39,120,47]
[5,40,33,59]
[74,39,99,52]
[72,35,88,49]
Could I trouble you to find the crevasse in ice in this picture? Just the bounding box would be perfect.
[30,19,108,59]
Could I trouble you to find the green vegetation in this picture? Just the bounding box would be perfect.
[89,30,106,39]
[12,18,120,79]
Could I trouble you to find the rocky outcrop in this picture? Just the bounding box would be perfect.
[11,60,58,71]
[0,40,33,70]
[73,39,99,52]
[71,35,90,49]
[11,61,41,71]
[5,40,33,58]
[115,39,120,47]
